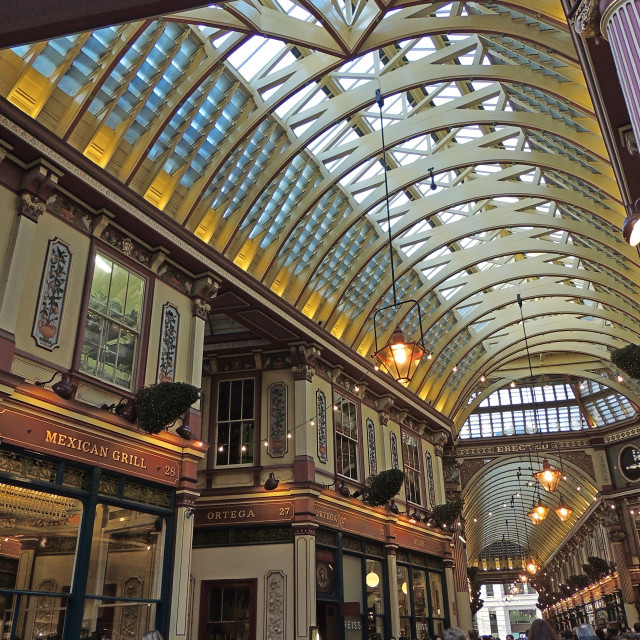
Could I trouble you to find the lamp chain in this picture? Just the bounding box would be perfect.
[376,89,398,307]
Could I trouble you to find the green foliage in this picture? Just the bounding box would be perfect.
[582,556,610,582]
[467,566,484,615]
[611,344,640,379]
[566,574,591,592]
[134,382,200,434]
[362,469,405,506]
[432,499,463,528]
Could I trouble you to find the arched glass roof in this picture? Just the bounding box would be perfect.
[460,377,636,439]
[2,2,639,423]
[2,0,639,576]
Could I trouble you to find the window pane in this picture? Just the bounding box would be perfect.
[81,600,156,640]
[216,379,255,466]
[230,380,243,420]
[80,255,144,390]
[108,262,129,322]
[86,504,165,598]
[206,584,252,638]
[13,593,70,640]
[0,483,82,594]
[429,572,445,618]
[218,382,230,421]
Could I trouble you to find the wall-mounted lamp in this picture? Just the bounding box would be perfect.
[387,500,399,515]
[336,479,350,497]
[176,424,192,440]
[264,472,280,491]
[35,371,74,400]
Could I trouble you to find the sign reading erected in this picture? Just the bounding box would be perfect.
[0,408,181,485]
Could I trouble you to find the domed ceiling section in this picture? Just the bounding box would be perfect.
[2,0,640,418]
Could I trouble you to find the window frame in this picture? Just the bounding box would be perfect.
[73,244,153,393]
[198,579,257,640]
[401,428,425,507]
[332,388,364,484]
[210,373,260,469]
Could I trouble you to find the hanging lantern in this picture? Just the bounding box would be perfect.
[374,325,425,384]
[527,508,542,525]
[519,573,529,583]
[534,499,550,520]
[534,459,562,492]
[526,557,540,575]
[554,500,573,522]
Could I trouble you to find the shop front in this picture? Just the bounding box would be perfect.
[0,396,197,640]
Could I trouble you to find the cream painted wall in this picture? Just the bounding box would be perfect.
[13,213,90,375]
[145,279,195,386]
[191,543,295,640]
[0,185,16,279]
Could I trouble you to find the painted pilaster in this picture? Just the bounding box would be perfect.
[184,274,221,439]
[386,544,400,637]
[444,556,459,628]
[601,0,640,146]
[0,159,61,369]
[291,343,321,482]
[293,523,317,640]
[169,491,198,640]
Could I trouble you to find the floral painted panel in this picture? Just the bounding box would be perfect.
[32,238,72,350]
[426,452,436,509]
[157,303,180,383]
[366,419,377,475]
[317,390,328,463]
[268,383,288,457]
[390,432,399,469]
[265,570,286,640]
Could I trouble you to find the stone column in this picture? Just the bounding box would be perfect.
[290,343,321,482]
[293,523,317,640]
[0,159,61,369]
[184,274,221,440]
[443,556,459,628]
[168,490,198,640]
[386,544,400,637]
[600,0,640,145]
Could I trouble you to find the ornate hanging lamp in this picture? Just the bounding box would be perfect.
[534,459,562,492]
[372,89,427,385]
[554,498,573,522]
[526,556,540,575]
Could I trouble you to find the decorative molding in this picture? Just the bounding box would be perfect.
[571,0,601,38]
[619,124,638,155]
[366,418,377,475]
[317,390,328,464]
[101,225,151,265]
[604,424,640,443]
[268,383,288,457]
[265,570,286,640]
[426,452,436,509]
[32,238,72,351]
[456,439,591,457]
[390,432,399,469]
[292,364,314,381]
[18,193,47,222]
[157,303,179,383]
[379,410,389,427]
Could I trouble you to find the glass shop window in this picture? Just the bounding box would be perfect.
[335,396,360,480]
[412,569,429,638]
[201,580,256,640]
[83,504,165,638]
[429,571,446,636]
[0,482,82,640]
[366,558,385,640]
[216,379,255,466]
[80,253,145,390]
[402,432,422,505]
[397,564,411,639]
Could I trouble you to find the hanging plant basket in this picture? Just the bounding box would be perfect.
[356,469,405,507]
[611,344,640,379]
[134,382,200,434]
[431,499,463,528]
[582,556,610,582]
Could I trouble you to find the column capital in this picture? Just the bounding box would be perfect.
[292,522,318,536]
[17,193,47,222]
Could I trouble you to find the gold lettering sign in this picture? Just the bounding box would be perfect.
[45,430,147,469]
